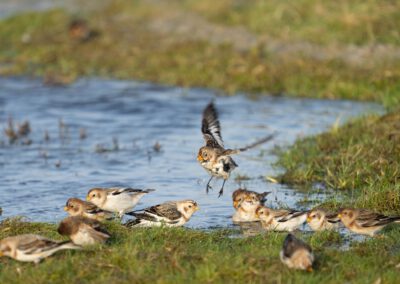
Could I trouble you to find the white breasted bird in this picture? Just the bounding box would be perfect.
[280,233,314,271]
[125,200,199,227]
[232,189,269,222]
[307,208,340,231]
[338,208,400,237]
[58,216,111,246]
[197,102,274,197]
[0,234,80,263]
[86,187,155,217]
[256,206,308,232]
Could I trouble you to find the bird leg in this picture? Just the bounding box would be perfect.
[206,176,213,194]
[218,179,226,198]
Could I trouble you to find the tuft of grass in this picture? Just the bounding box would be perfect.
[1,219,400,283]
[276,112,400,212]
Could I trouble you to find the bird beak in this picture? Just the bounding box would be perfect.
[197,154,203,162]
[86,196,90,201]
[63,206,68,211]
[307,267,313,272]
[233,201,238,208]
[195,205,200,211]
[306,216,312,223]
[337,213,342,219]
[0,251,3,257]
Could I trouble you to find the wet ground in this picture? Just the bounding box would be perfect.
[0,77,383,229]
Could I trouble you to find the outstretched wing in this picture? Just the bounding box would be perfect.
[202,102,224,148]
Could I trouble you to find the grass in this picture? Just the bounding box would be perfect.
[1,218,400,283]
[276,111,400,213]
[0,0,399,108]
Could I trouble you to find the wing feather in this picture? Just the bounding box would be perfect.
[201,102,224,148]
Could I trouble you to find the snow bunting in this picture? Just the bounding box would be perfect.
[338,208,400,237]
[280,234,314,271]
[232,188,270,209]
[64,198,114,221]
[86,187,155,217]
[125,200,199,227]
[256,206,308,232]
[232,189,270,222]
[0,234,80,263]
[197,102,274,197]
[307,208,340,231]
[58,216,110,246]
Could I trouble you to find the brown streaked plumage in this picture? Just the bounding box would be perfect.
[0,234,80,263]
[197,102,274,197]
[232,189,270,222]
[64,198,114,221]
[125,200,199,228]
[338,208,400,236]
[307,208,340,231]
[280,234,314,271]
[58,216,110,246]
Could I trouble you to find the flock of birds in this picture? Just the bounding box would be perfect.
[1,102,400,272]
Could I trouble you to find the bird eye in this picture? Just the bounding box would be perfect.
[189,205,192,208]
[203,152,207,157]
[92,194,96,197]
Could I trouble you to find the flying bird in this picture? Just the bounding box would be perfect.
[125,200,199,227]
[306,208,340,231]
[280,234,314,271]
[0,234,80,263]
[256,206,307,232]
[338,208,400,237]
[58,216,110,246]
[86,187,155,217]
[64,198,114,221]
[197,102,274,197]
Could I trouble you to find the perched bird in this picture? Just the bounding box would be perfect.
[307,208,340,231]
[197,102,274,197]
[338,208,400,237]
[64,198,114,221]
[58,216,110,246]
[256,206,308,232]
[125,200,199,227]
[280,234,314,271]
[0,234,80,263]
[232,189,270,222]
[86,187,155,217]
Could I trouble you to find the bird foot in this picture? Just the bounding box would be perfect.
[218,188,224,198]
[206,184,213,194]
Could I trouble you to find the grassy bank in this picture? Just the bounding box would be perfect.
[276,111,400,213]
[0,0,399,108]
[1,218,400,283]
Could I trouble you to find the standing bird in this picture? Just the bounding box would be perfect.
[307,208,340,231]
[86,187,155,217]
[58,216,110,246]
[280,234,314,271]
[338,208,400,237]
[232,189,270,222]
[125,200,199,227]
[256,206,308,232]
[197,102,274,197]
[0,234,80,263]
[64,198,114,221]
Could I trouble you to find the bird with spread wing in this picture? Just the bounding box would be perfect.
[197,101,274,197]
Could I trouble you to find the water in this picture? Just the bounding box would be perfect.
[0,77,383,229]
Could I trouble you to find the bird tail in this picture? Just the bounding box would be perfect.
[223,134,275,155]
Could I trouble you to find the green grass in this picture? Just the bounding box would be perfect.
[276,111,400,213]
[0,0,399,108]
[1,218,400,283]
